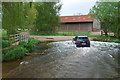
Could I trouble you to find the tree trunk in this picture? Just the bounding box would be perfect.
[103,29,108,37]
[104,31,108,36]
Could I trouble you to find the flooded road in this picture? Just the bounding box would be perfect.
[2,41,120,78]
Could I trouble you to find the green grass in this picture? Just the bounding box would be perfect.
[109,39,120,43]
[29,32,62,36]
[29,31,91,36]
[57,31,91,36]
[92,35,120,43]
[88,35,105,37]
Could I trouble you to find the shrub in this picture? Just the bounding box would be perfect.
[13,45,28,59]
[2,48,11,54]
[26,42,35,52]
[2,40,10,48]
[28,38,40,44]
[2,38,40,62]
[1,29,9,40]
[27,38,40,52]
[3,45,28,62]
[19,41,28,48]
[3,50,16,61]
[19,38,40,52]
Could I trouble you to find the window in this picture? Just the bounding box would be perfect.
[78,37,88,39]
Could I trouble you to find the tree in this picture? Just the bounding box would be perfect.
[23,2,37,29]
[89,2,120,37]
[2,2,24,34]
[2,2,36,34]
[2,2,62,34]
[34,2,62,34]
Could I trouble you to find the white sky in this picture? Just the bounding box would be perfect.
[60,0,98,16]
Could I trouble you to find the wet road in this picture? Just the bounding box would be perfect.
[3,41,119,78]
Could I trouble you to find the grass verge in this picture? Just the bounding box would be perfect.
[29,31,91,36]
[92,36,120,43]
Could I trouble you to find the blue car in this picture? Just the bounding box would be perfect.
[73,36,90,47]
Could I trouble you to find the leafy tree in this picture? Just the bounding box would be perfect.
[2,2,61,34]
[89,2,120,37]
[2,2,25,34]
[2,2,36,34]
[34,2,62,34]
[23,2,37,29]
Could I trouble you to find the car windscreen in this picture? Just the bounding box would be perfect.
[78,37,88,39]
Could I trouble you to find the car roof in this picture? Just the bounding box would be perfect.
[78,36,88,37]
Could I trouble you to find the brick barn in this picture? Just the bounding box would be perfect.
[58,15,100,31]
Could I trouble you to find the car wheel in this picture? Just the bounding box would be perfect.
[76,45,79,47]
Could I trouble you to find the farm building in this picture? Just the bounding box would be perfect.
[58,15,100,31]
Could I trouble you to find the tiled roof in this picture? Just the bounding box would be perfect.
[60,15,94,23]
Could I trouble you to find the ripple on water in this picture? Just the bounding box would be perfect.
[4,41,119,78]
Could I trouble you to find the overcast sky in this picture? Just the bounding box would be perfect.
[60,0,98,16]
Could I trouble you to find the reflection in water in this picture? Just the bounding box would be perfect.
[2,56,34,77]
[2,41,119,78]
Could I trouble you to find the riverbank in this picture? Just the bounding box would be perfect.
[30,35,96,42]
[30,35,120,43]
[2,38,40,62]
[2,42,52,78]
